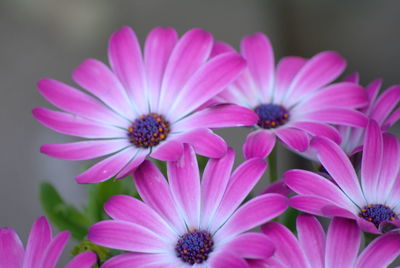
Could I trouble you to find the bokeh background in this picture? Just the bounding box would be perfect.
[1,0,399,265]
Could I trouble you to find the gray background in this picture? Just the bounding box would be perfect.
[1,0,399,265]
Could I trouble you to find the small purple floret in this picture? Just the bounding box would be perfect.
[128,113,170,148]
[175,230,214,264]
[254,103,289,129]
[360,204,397,228]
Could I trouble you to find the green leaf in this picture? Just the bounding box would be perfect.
[85,178,135,222]
[71,240,113,267]
[39,182,90,240]
[152,159,167,177]
[196,154,209,175]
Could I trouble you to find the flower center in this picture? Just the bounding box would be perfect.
[359,204,398,228]
[175,230,214,265]
[128,113,170,148]
[254,103,289,129]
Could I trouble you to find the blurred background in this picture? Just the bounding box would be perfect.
[1,0,399,265]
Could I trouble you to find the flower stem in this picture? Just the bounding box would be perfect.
[268,146,278,183]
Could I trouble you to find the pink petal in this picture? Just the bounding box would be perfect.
[201,148,235,226]
[297,215,325,268]
[356,232,400,268]
[0,228,24,268]
[370,85,400,123]
[210,41,235,57]
[216,193,288,239]
[275,56,307,103]
[377,134,400,198]
[170,52,246,118]
[361,120,383,203]
[284,169,355,212]
[220,232,275,260]
[356,217,380,234]
[292,82,368,113]
[102,253,177,268]
[32,108,126,139]
[144,27,178,111]
[365,79,383,107]
[37,78,128,127]
[299,108,368,128]
[275,127,310,152]
[115,150,148,179]
[209,251,249,268]
[173,104,258,131]
[311,137,365,205]
[325,217,360,268]
[287,51,346,106]
[104,195,175,240]
[40,140,130,160]
[243,130,276,159]
[174,128,227,158]
[343,72,359,83]
[150,140,184,161]
[88,221,168,253]
[290,121,341,144]
[388,173,400,207]
[159,28,212,115]
[384,107,400,129]
[218,68,263,107]
[210,158,267,231]
[262,222,309,268]
[75,147,139,184]
[72,58,136,118]
[321,205,358,219]
[289,196,333,216]
[261,179,293,196]
[23,216,52,268]
[108,26,147,114]
[167,144,201,228]
[134,160,185,234]
[241,33,275,100]
[66,252,97,268]
[41,231,70,268]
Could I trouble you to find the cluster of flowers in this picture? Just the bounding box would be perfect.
[1,26,399,267]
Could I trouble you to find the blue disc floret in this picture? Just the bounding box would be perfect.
[128,113,170,148]
[359,204,397,228]
[254,103,289,129]
[175,229,214,264]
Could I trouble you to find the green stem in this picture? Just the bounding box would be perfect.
[281,207,300,231]
[268,146,278,183]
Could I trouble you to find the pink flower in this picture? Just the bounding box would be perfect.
[0,217,96,268]
[212,33,368,159]
[260,215,400,268]
[285,119,400,234]
[339,73,400,155]
[33,26,256,184]
[88,145,288,267]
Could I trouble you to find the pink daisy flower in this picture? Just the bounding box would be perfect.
[212,33,368,159]
[339,73,400,155]
[285,119,400,234]
[33,26,256,184]
[0,216,96,268]
[88,145,288,267]
[259,215,400,268]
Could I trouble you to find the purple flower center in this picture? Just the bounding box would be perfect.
[175,230,214,264]
[359,204,397,228]
[128,113,170,148]
[254,103,289,129]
